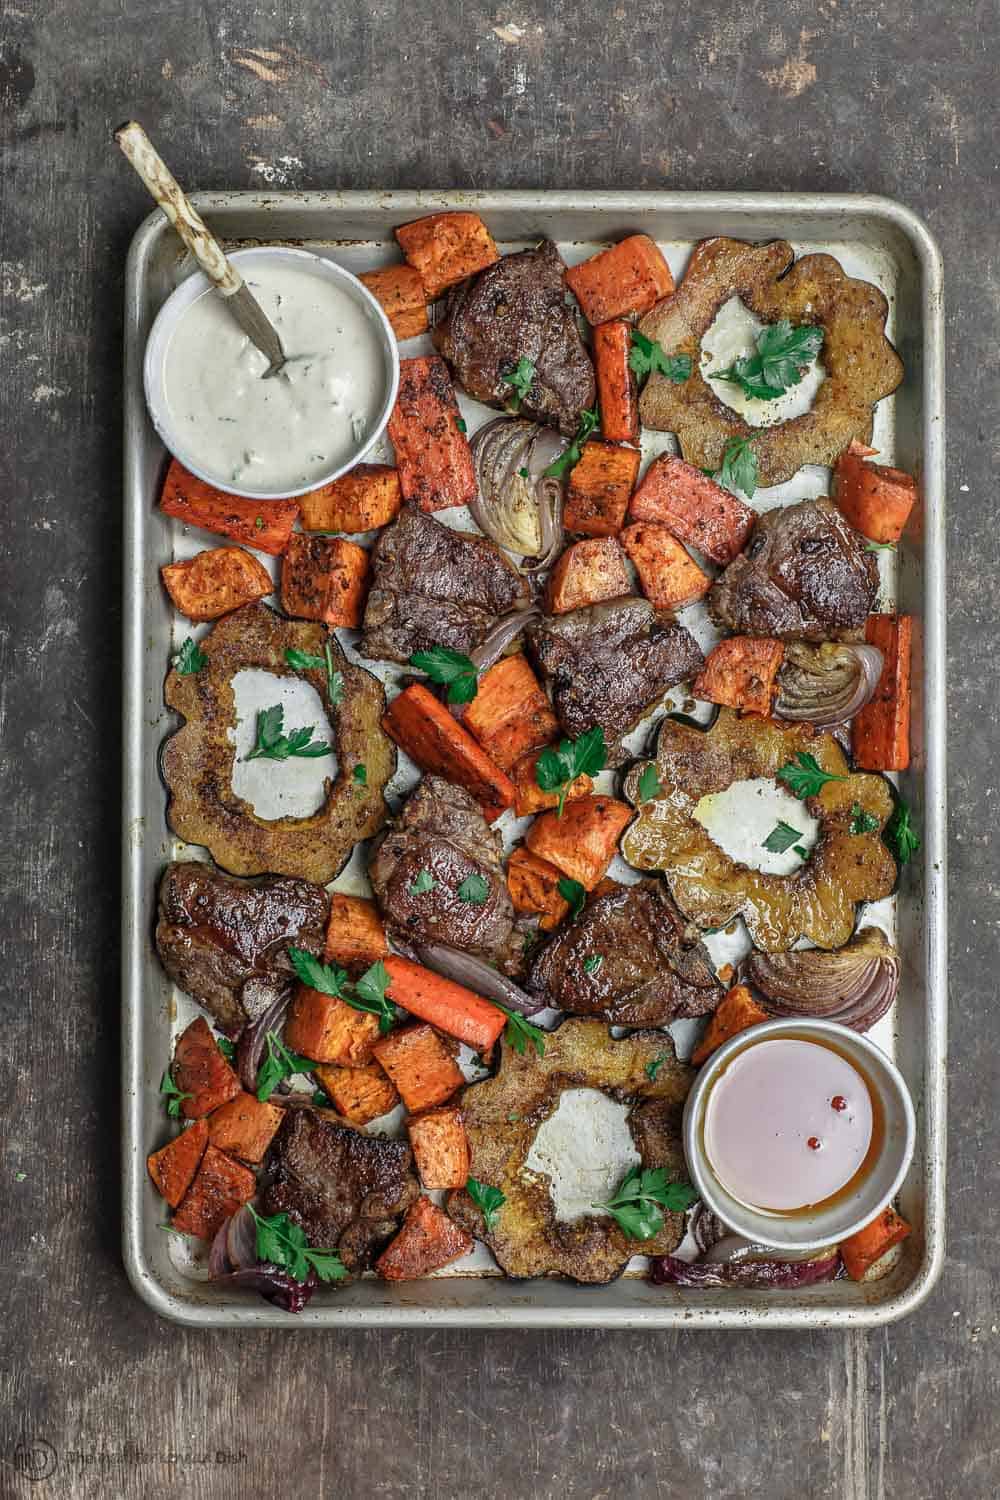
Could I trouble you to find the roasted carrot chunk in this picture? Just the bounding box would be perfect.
[851,614,913,772]
[313,1062,400,1125]
[564,234,674,324]
[161,545,273,622]
[284,984,380,1066]
[359,263,429,340]
[147,1118,209,1208]
[690,985,769,1066]
[834,439,918,544]
[382,956,506,1053]
[280,533,369,628]
[387,356,477,513]
[206,1092,284,1164]
[395,212,499,299]
[525,794,633,890]
[324,893,389,973]
[376,1194,474,1280]
[509,748,593,818]
[172,1017,241,1120]
[506,846,571,930]
[621,521,712,611]
[171,1144,256,1240]
[593,319,640,443]
[383,683,516,823]
[545,536,631,615]
[297,464,402,534]
[462,655,559,772]
[159,459,299,555]
[564,440,641,538]
[628,454,755,564]
[407,1106,470,1189]
[841,1206,912,1281]
[693,637,785,717]
[372,1023,466,1113]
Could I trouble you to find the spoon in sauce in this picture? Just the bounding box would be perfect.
[115,120,287,377]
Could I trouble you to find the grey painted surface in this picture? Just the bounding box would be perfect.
[0,1,993,1496]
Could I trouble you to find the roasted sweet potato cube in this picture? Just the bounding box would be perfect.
[563,440,641,538]
[690,985,769,1066]
[314,1062,400,1125]
[841,1206,912,1281]
[628,454,755,564]
[171,1145,256,1240]
[406,1107,470,1189]
[395,212,499,298]
[375,1195,474,1280]
[324,893,389,972]
[147,1118,209,1208]
[280,533,369,628]
[564,234,674,324]
[284,984,380,1066]
[621,521,712,611]
[506,846,570,929]
[462,655,559,772]
[161,545,273,622]
[206,1091,285,1163]
[388,356,477,513]
[172,1017,241,1120]
[525,794,634,891]
[159,459,299,555]
[693,637,785,717]
[545,537,631,615]
[359,264,429,340]
[372,1023,465,1112]
[509,749,593,818]
[297,464,402,534]
[834,439,918,544]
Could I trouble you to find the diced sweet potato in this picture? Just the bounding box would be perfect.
[621,521,712,611]
[395,212,499,299]
[563,440,641,538]
[171,1144,256,1240]
[628,454,755,564]
[284,984,380,1066]
[314,1062,400,1126]
[693,637,785,717]
[372,1023,465,1113]
[525,794,633,890]
[324,893,389,973]
[297,464,402,534]
[841,1206,912,1281]
[690,985,769,1066]
[172,1017,241,1120]
[509,748,593,817]
[383,683,516,823]
[462,655,559,772]
[206,1091,284,1164]
[388,356,477,513]
[382,957,506,1052]
[546,537,631,615]
[161,546,273,622]
[851,614,913,772]
[147,1118,209,1208]
[834,439,918,544]
[506,846,571,930]
[564,234,674,324]
[593,319,640,443]
[406,1107,470,1190]
[159,459,299,555]
[376,1194,474,1280]
[280,533,369,628]
[359,263,429,340]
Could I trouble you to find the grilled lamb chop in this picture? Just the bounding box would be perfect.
[527,879,722,1026]
[155,861,329,1036]
[262,1110,419,1274]
[369,775,516,968]
[433,239,596,435]
[709,497,879,642]
[527,597,704,765]
[359,505,529,664]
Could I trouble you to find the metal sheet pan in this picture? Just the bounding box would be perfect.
[122,192,946,1328]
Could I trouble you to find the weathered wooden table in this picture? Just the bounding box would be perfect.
[0,3,993,1496]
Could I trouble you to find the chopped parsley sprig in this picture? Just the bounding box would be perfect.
[466,1177,506,1232]
[244,703,333,762]
[595,1166,698,1240]
[409,646,479,705]
[628,328,692,384]
[777,751,846,799]
[501,356,536,413]
[543,408,599,480]
[288,948,398,1036]
[709,318,823,402]
[248,1206,347,1283]
[535,726,606,816]
[285,643,344,706]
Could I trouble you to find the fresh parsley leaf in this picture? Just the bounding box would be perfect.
[595,1165,698,1240]
[159,1067,191,1118]
[353,958,397,1035]
[216,1035,236,1064]
[256,1031,314,1102]
[777,751,847,799]
[518,466,529,478]
[244,703,333,762]
[287,945,349,998]
[501,356,536,412]
[792,844,809,859]
[284,643,344,706]
[709,319,824,401]
[456,417,467,433]
[353,764,367,786]
[458,873,490,904]
[850,802,881,835]
[886,799,921,864]
[495,1004,546,1057]
[409,646,479,705]
[866,539,898,553]
[762,820,804,854]
[466,1177,506,1232]
[248,1206,348,1283]
[715,436,758,499]
[543,407,599,479]
[645,1055,667,1081]
[558,877,586,921]
[535,726,607,815]
[409,869,436,896]
[287,947,398,1037]
[628,328,692,384]
[637,763,663,802]
[312,1088,331,1108]
[583,955,603,976]
[173,636,207,675]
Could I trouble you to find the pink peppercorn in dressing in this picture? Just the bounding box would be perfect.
[703,1037,881,1215]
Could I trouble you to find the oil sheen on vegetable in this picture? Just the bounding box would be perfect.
[163,264,386,493]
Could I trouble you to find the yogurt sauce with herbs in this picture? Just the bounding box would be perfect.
[163,263,386,493]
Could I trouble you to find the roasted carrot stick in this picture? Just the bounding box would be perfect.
[387,356,477,513]
[382,683,516,823]
[851,614,913,772]
[382,956,506,1053]
[628,454,755,564]
[159,459,299,555]
[395,212,499,298]
[593,319,640,443]
[840,1206,912,1280]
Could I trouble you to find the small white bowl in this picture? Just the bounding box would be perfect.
[143,245,400,500]
[683,1018,915,1253]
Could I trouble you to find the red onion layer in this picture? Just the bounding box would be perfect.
[650,1252,841,1289]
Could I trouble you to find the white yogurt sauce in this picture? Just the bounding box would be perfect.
[694,776,820,877]
[162,263,386,493]
[525,1088,640,1223]
[700,296,825,429]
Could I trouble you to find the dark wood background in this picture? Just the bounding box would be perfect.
[0,2,994,1496]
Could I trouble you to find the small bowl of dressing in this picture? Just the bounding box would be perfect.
[143,245,400,499]
[683,1018,915,1253]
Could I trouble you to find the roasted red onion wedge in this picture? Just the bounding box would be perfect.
[236,989,292,1094]
[650,1252,840,1289]
[746,927,899,1034]
[470,417,565,563]
[412,942,549,1018]
[774,643,883,727]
